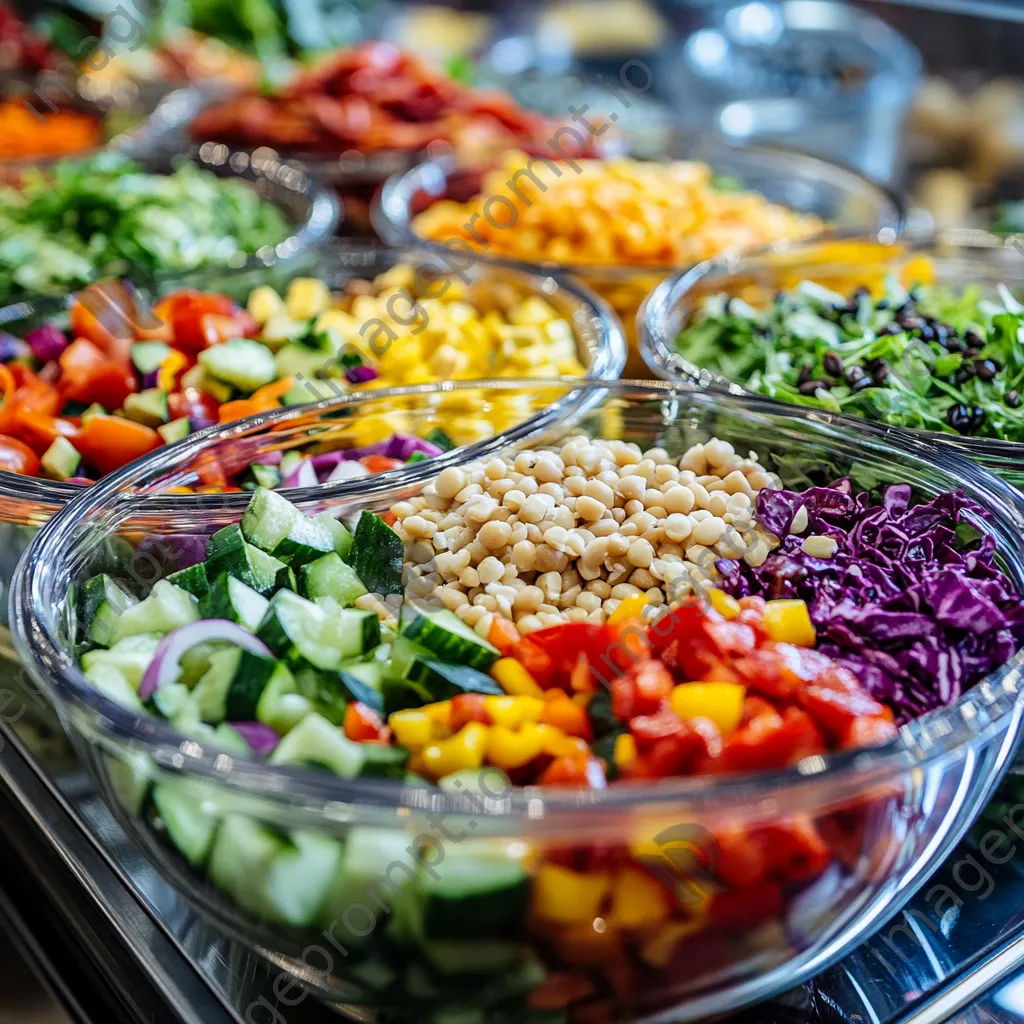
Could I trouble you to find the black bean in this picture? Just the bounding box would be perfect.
[872,364,890,384]
[970,406,986,430]
[797,364,812,386]
[946,337,965,353]
[844,365,866,385]
[865,357,887,372]
[919,324,936,342]
[975,359,999,381]
[881,322,903,336]
[798,380,829,395]
[933,324,949,346]
[852,376,874,391]
[964,330,984,348]
[954,365,977,386]
[823,352,844,377]
[947,403,973,431]
[898,315,923,332]
[1007,390,1021,408]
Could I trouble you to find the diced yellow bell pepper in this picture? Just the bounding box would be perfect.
[420,722,489,778]
[246,285,283,326]
[156,349,188,392]
[487,723,546,770]
[669,683,745,734]
[483,695,545,728]
[492,658,544,697]
[422,701,453,729]
[614,732,637,770]
[388,709,434,748]
[537,723,588,757]
[285,278,330,321]
[707,589,741,620]
[608,592,647,625]
[607,866,671,930]
[639,918,707,968]
[531,864,611,924]
[313,308,356,342]
[762,599,816,647]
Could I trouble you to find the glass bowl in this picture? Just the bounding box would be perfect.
[638,233,1024,489]
[373,138,906,375]
[0,250,623,636]
[12,379,1024,1023]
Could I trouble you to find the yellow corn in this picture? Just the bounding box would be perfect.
[420,722,489,778]
[762,599,816,647]
[608,592,647,625]
[669,683,745,735]
[607,866,671,930]
[388,709,434,748]
[492,658,544,697]
[707,589,741,620]
[246,285,283,326]
[532,864,611,924]
[483,695,544,729]
[639,919,706,968]
[313,308,357,342]
[422,701,453,729]
[614,732,637,770]
[487,723,545,770]
[156,349,188,392]
[285,277,331,321]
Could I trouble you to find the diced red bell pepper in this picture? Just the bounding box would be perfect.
[449,693,490,731]
[708,882,784,931]
[799,683,890,741]
[71,415,161,476]
[653,604,757,681]
[162,291,239,353]
[0,434,40,475]
[699,706,824,775]
[58,339,136,411]
[343,701,389,743]
[840,716,899,751]
[755,818,831,886]
[168,388,219,427]
[616,659,675,719]
[509,623,610,690]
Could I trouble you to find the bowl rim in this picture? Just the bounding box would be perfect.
[12,378,1024,825]
[371,137,908,279]
[0,241,626,511]
[637,229,1024,462]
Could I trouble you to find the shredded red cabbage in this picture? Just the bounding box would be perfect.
[716,483,1024,721]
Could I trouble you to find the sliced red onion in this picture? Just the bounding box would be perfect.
[142,370,160,389]
[383,433,443,460]
[189,412,218,432]
[0,333,30,361]
[139,620,271,700]
[326,460,370,483]
[24,323,69,363]
[228,721,280,756]
[283,457,318,488]
[345,365,380,384]
[254,451,283,466]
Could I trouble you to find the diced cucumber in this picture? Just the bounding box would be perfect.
[151,781,219,867]
[131,340,171,375]
[81,633,161,690]
[199,338,277,393]
[79,573,137,647]
[213,723,252,756]
[122,389,169,427]
[80,401,106,424]
[294,666,348,725]
[107,751,153,816]
[192,647,243,722]
[166,562,209,599]
[269,712,365,775]
[206,524,287,595]
[401,607,500,671]
[110,580,199,643]
[419,841,531,941]
[318,602,381,660]
[241,487,334,566]
[406,452,429,464]
[200,574,269,632]
[300,552,367,606]
[158,417,191,445]
[261,831,343,928]
[180,364,232,403]
[276,342,330,382]
[337,663,384,713]
[279,451,304,478]
[148,681,193,720]
[314,513,354,559]
[274,565,298,593]
[255,662,309,734]
[208,815,288,918]
[404,658,503,700]
[423,940,527,976]
[263,315,307,349]
[83,662,143,710]
[41,436,81,480]
[240,463,281,490]
[319,828,421,941]
[257,589,340,670]
[388,634,431,678]
[225,650,285,722]
[348,512,403,596]
[359,743,408,778]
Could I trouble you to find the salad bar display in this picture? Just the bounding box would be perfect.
[13,382,1024,1024]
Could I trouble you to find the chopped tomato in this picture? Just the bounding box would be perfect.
[343,702,389,743]
[449,694,490,731]
[0,434,40,475]
[799,683,890,740]
[58,339,136,411]
[71,415,160,476]
[68,282,139,362]
[163,291,238,352]
[359,454,404,473]
[702,706,825,774]
[168,388,219,427]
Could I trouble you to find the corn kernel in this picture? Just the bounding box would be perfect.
[762,599,816,647]
[285,277,330,321]
[607,867,671,930]
[421,722,489,778]
[492,658,544,697]
[487,723,546,770]
[246,285,283,326]
[314,309,356,343]
[608,592,647,625]
[532,864,612,924]
[614,732,637,769]
[669,683,745,734]
[388,709,434,748]
[483,695,545,728]
[707,589,741,620]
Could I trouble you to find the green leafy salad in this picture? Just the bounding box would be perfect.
[0,154,291,297]
[675,276,1024,441]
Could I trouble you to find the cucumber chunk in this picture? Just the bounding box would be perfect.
[199,338,277,393]
[131,341,171,375]
[122,389,169,427]
[314,512,353,559]
[241,487,333,566]
[157,417,191,445]
[348,512,403,596]
[404,658,503,699]
[255,662,309,734]
[208,815,288,918]
[151,781,219,867]
[79,573,138,647]
[269,712,365,775]
[148,681,193,720]
[166,562,209,599]
[41,436,82,480]
[261,831,343,928]
[110,580,199,643]
[206,524,287,595]
[200,574,270,632]
[401,607,500,671]
[82,662,143,710]
[300,552,368,606]
[81,633,161,690]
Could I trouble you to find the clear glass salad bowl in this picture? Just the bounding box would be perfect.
[373,137,906,375]
[0,253,623,640]
[12,379,1024,1023]
[638,233,1024,489]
